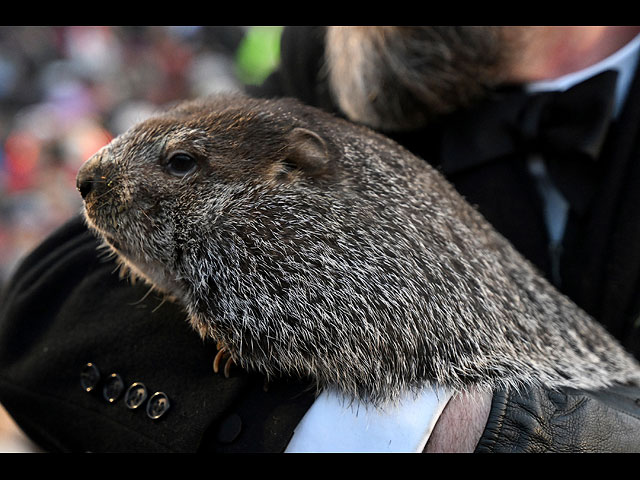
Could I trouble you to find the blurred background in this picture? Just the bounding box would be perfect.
[0,25,284,289]
[0,26,283,451]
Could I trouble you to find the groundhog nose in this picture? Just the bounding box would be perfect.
[76,162,95,200]
[77,152,106,200]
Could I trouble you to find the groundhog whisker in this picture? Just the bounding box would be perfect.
[151,296,169,313]
[129,285,155,306]
[91,186,117,204]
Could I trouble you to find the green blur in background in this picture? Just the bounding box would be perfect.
[235,26,283,85]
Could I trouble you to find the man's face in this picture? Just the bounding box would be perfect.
[325,26,524,131]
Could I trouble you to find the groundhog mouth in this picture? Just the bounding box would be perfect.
[82,211,131,264]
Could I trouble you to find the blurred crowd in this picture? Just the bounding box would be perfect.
[0,26,281,287]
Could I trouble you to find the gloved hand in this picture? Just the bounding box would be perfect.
[475,384,640,452]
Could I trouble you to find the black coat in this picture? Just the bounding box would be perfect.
[0,216,317,452]
[424,61,640,357]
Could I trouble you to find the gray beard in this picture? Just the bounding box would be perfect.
[325,26,519,131]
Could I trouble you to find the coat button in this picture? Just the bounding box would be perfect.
[80,363,101,392]
[217,414,242,443]
[146,392,170,420]
[102,373,125,403]
[124,382,148,409]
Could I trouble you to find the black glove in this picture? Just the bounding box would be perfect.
[475,384,640,452]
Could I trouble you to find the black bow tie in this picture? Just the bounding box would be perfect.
[438,70,619,214]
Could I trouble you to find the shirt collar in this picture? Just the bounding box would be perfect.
[526,33,640,117]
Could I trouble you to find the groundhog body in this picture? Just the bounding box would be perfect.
[77,94,640,405]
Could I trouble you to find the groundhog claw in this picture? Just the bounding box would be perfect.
[213,344,235,378]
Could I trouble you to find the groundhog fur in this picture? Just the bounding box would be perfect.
[77,93,640,406]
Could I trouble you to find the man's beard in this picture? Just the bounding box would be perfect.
[325,26,521,131]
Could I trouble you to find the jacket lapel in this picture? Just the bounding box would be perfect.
[560,55,640,348]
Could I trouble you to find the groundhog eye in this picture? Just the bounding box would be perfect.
[166,152,198,177]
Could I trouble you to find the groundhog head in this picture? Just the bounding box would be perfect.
[77,95,341,302]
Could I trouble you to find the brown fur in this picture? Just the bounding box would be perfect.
[77,94,640,406]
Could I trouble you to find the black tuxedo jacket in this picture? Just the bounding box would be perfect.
[427,63,640,357]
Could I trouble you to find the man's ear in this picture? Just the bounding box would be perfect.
[280,127,333,178]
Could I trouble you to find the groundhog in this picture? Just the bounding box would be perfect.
[76,93,640,406]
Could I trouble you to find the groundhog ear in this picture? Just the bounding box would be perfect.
[282,127,331,177]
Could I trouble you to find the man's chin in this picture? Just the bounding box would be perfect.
[325,26,513,131]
